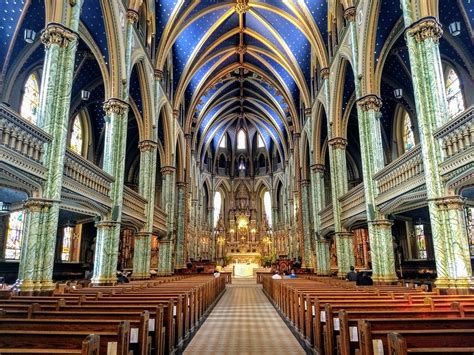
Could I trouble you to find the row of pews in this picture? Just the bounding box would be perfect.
[0,275,225,354]
[263,276,474,355]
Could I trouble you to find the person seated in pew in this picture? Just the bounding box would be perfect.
[272,271,282,280]
[117,270,130,283]
[346,266,358,281]
[213,270,221,278]
[356,272,373,286]
[289,269,297,279]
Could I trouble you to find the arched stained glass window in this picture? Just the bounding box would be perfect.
[219,136,226,148]
[257,134,264,148]
[237,129,246,149]
[70,115,84,155]
[402,112,415,153]
[263,191,272,228]
[445,68,464,118]
[5,211,24,260]
[213,191,222,228]
[20,72,40,124]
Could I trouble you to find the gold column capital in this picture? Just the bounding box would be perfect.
[357,94,383,112]
[328,137,348,149]
[41,23,78,48]
[430,195,465,210]
[344,6,356,22]
[127,9,139,24]
[161,165,176,175]
[103,98,129,116]
[311,164,325,173]
[405,16,443,43]
[23,198,57,212]
[320,67,330,79]
[138,140,158,152]
[154,69,163,80]
[235,0,250,14]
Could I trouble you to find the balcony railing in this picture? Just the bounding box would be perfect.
[339,183,366,221]
[320,203,334,231]
[153,205,167,233]
[123,186,147,221]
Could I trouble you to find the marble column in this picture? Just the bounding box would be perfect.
[158,166,176,275]
[311,164,331,275]
[18,3,83,293]
[175,181,186,269]
[401,8,473,289]
[328,137,354,277]
[292,134,305,265]
[91,99,129,285]
[301,179,313,268]
[356,95,397,282]
[132,140,158,279]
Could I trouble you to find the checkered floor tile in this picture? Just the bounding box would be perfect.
[184,278,306,355]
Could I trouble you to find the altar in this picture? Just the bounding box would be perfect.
[227,252,261,278]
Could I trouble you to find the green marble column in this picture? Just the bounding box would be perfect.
[401,9,473,289]
[301,180,314,268]
[311,164,331,275]
[328,137,354,277]
[18,3,83,293]
[158,166,176,275]
[356,96,397,282]
[91,99,129,285]
[132,140,158,279]
[158,239,173,275]
[175,182,186,269]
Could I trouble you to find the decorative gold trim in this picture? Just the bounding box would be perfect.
[344,7,356,22]
[320,67,330,79]
[41,23,77,48]
[127,9,139,24]
[235,44,247,55]
[357,94,383,112]
[154,69,163,80]
[235,0,250,15]
[161,166,176,175]
[23,198,57,212]
[138,140,158,152]
[430,195,465,211]
[328,137,348,149]
[103,98,129,116]
[369,219,393,228]
[405,16,443,43]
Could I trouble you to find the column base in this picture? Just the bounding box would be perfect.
[131,273,150,280]
[435,277,474,294]
[372,274,399,284]
[18,280,55,295]
[90,276,117,286]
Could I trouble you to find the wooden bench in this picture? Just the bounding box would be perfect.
[387,331,474,354]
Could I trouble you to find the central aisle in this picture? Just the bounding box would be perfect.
[184,278,306,355]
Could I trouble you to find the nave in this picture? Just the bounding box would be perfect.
[184,278,306,355]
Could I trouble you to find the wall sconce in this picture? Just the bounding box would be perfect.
[393,88,403,99]
[448,22,461,36]
[81,90,90,100]
[24,29,36,43]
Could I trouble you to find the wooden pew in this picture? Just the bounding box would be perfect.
[0,333,99,355]
[0,323,128,355]
[387,331,474,354]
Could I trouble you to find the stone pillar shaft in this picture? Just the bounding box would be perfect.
[18,4,83,293]
[400,8,473,289]
[158,166,176,274]
[175,182,186,269]
[301,180,313,268]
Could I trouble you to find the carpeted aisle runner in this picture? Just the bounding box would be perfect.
[183,278,306,354]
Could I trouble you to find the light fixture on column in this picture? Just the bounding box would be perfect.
[81,90,90,101]
[24,29,36,43]
[448,22,461,36]
[393,88,403,99]
[0,202,11,214]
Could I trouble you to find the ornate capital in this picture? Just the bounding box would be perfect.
[357,94,383,112]
[236,44,247,55]
[127,9,139,24]
[304,108,312,117]
[406,16,443,43]
[301,179,311,187]
[184,133,192,141]
[161,165,176,175]
[41,23,77,48]
[336,231,353,239]
[177,181,187,189]
[320,67,330,79]
[293,132,301,140]
[344,6,356,22]
[103,98,129,116]
[431,195,465,211]
[235,0,250,14]
[23,198,56,212]
[154,69,163,80]
[311,164,325,173]
[370,219,393,228]
[173,109,180,119]
[95,220,121,228]
[138,140,158,152]
[328,137,347,149]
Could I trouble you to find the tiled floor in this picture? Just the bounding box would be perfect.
[184,278,306,355]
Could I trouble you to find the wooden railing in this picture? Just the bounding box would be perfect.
[320,203,334,231]
[153,205,167,232]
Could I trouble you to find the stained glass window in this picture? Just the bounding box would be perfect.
[70,115,84,155]
[5,211,24,260]
[445,68,464,118]
[263,191,272,228]
[219,136,226,148]
[20,73,40,124]
[402,112,415,152]
[466,207,474,256]
[213,192,222,228]
[257,134,264,148]
[415,223,427,259]
[237,129,246,149]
